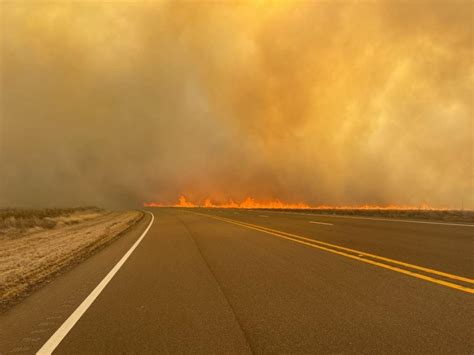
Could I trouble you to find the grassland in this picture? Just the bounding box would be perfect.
[0,207,104,231]
[0,208,144,311]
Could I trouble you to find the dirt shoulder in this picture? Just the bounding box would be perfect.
[0,208,144,311]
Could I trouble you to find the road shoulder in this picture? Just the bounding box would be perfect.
[0,213,152,354]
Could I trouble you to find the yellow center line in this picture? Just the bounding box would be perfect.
[219,215,474,284]
[189,211,474,294]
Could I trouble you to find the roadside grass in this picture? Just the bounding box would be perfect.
[0,208,144,311]
[0,207,104,231]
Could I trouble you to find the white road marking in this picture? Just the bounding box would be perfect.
[250,210,474,227]
[36,211,155,355]
[309,221,333,226]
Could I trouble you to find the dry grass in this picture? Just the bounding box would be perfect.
[0,207,103,233]
[0,208,143,311]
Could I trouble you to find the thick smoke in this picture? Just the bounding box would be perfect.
[0,1,472,208]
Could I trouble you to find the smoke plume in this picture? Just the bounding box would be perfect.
[1,1,472,208]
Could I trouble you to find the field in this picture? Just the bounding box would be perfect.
[0,208,143,311]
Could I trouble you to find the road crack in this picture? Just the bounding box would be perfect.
[175,214,255,354]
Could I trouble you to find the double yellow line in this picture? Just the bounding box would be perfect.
[191,211,474,294]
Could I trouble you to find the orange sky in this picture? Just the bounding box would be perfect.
[0,1,472,209]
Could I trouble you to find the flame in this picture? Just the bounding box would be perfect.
[198,197,311,209]
[143,196,448,210]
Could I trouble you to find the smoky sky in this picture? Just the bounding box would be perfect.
[0,0,472,208]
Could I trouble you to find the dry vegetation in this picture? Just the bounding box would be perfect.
[0,208,144,311]
[0,207,104,232]
[258,208,474,223]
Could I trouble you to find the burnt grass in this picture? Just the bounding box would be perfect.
[255,208,474,223]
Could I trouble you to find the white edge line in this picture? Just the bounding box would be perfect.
[248,210,474,227]
[36,211,155,355]
[309,221,333,226]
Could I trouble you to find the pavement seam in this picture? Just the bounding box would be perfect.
[175,214,255,354]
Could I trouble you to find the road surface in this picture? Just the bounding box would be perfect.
[1,208,472,353]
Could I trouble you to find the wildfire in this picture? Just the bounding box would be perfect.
[144,196,445,210]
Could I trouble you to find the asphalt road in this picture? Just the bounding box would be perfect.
[1,208,472,353]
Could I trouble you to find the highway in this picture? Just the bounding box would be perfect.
[1,208,472,353]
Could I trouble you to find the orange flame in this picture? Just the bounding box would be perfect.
[143,196,447,210]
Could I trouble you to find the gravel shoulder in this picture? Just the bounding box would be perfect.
[0,209,144,311]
